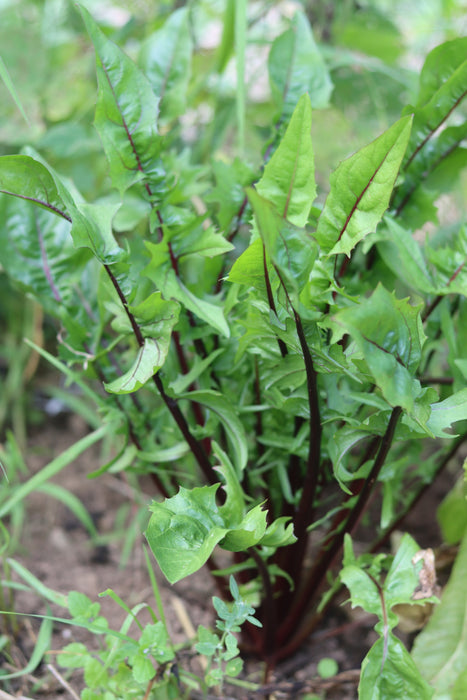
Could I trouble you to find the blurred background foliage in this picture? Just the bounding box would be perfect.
[1,0,467,442]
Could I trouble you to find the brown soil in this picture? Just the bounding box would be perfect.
[2,408,461,700]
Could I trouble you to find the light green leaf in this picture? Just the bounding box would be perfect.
[146,485,228,583]
[80,4,163,196]
[426,389,467,438]
[57,642,88,669]
[212,442,245,524]
[315,116,412,256]
[256,94,316,228]
[437,478,467,545]
[178,225,234,259]
[0,615,52,680]
[139,8,192,123]
[0,54,30,125]
[360,635,433,700]
[228,237,267,292]
[0,154,70,220]
[129,292,180,339]
[105,338,170,394]
[260,516,296,547]
[426,226,467,298]
[394,121,467,220]
[412,530,467,696]
[329,426,373,493]
[269,11,332,120]
[342,535,435,698]
[220,503,268,551]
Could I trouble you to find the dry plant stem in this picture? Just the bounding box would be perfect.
[275,406,402,659]
[46,664,81,700]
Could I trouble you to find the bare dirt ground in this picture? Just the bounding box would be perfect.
[2,408,460,700]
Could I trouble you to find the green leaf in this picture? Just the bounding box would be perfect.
[131,652,156,683]
[256,94,316,228]
[180,390,248,473]
[169,348,224,395]
[0,615,52,680]
[404,38,467,170]
[331,285,425,414]
[412,530,467,696]
[138,622,174,666]
[260,516,296,548]
[247,189,317,297]
[376,218,436,294]
[333,7,403,64]
[437,478,467,545]
[80,4,163,196]
[342,535,436,699]
[225,657,243,677]
[139,8,192,123]
[228,237,267,292]
[68,591,99,619]
[329,425,374,492]
[178,225,234,259]
[360,635,433,700]
[196,625,219,657]
[394,121,467,220]
[129,292,180,339]
[0,196,92,320]
[105,338,170,394]
[426,226,467,297]
[0,154,70,220]
[213,442,245,524]
[58,642,89,670]
[269,11,332,120]
[426,389,467,438]
[0,54,30,125]
[145,485,231,584]
[0,151,124,263]
[146,483,283,583]
[315,116,412,256]
[220,503,268,552]
[144,240,230,337]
